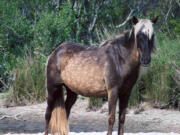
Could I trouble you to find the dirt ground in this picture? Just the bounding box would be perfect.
[0,98,180,134]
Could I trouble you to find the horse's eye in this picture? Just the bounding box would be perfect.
[138,33,148,40]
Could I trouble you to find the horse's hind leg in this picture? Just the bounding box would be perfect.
[45,84,64,135]
[45,84,56,135]
[64,85,77,118]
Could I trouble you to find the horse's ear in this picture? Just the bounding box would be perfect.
[132,16,138,24]
[151,16,158,24]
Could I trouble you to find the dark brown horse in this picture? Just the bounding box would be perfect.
[45,16,158,135]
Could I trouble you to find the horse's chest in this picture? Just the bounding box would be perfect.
[61,57,106,96]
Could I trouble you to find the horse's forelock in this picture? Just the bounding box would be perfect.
[134,19,154,40]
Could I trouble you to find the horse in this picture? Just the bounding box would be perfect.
[45,16,158,135]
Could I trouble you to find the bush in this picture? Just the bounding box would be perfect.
[33,3,76,55]
[129,35,180,108]
[88,97,103,110]
[0,2,75,93]
[0,0,33,92]
[0,0,33,56]
[0,0,179,107]
[8,56,46,105]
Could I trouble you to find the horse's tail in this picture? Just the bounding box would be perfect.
[50,88,69,135]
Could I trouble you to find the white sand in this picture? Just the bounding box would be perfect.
[3,132,180,135]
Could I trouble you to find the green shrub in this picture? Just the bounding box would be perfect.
[88,97,103,110]
[129,83,142,106]
[146,36,180,106]
[0,0,33,91]
[8,56,46,105]
[33,3,76,55]
[0,0,33,56]
[1,0,179,107]
[129,35,180,107]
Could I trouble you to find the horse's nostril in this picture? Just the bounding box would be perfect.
[145,60,149,64]
[140,57,151,65]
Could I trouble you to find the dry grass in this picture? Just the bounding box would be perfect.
[130,36,180,108]
[8,56,46,105]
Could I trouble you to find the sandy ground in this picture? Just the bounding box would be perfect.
[3,132,180,135]
[0,98,180,134]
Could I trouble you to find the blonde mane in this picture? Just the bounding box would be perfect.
[134,19,154,40]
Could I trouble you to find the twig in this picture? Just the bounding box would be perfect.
[0,78,8,89]
[116,0,152,28]
[165,0,173,22]
[116,9,135,28]
[174,0,180,7]
[88,1,104,45]
[88,7,99,45]
[75,1,82,41]
[0,112,24,120]
[165,0,173,35]
[88,7,99,33]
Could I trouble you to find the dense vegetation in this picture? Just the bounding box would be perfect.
[0,0,179,108]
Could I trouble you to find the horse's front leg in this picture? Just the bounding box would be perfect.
[107,87,118,135]
[118,94,130,135]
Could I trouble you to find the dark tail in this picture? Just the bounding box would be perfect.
[50,88,69,135]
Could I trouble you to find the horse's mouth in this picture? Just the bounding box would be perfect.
[141,63,150,67]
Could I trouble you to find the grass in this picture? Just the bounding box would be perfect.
[88,97,103,110]
[129,35,180,107]
[8,56,46,105]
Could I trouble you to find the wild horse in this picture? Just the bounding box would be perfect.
[45,16,158,135]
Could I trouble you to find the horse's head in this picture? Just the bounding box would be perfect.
[132,16,158,67]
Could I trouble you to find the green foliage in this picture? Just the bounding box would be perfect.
[129,83,141,106]
[8,56,46,105]
[34,3,76,55]
[88,97,103,110]
[169,18,180,37]
[0,0,33,88]
[129,36,180,107]
[146,36,180,106]
[0,0,33,56]
[0,0,179,106]
[0,1,75,92]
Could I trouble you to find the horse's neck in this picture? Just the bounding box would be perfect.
[129,46,140,67]
[120,34,140,73]
[108,38,139,79]
[126,29,140,67]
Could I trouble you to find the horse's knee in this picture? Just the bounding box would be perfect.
[109,115,115,125]
[119,115,125,124]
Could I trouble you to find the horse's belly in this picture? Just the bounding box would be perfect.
[61,59,106,97]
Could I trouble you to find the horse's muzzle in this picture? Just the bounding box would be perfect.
[141,63,150,67]
[140,56,151,67]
